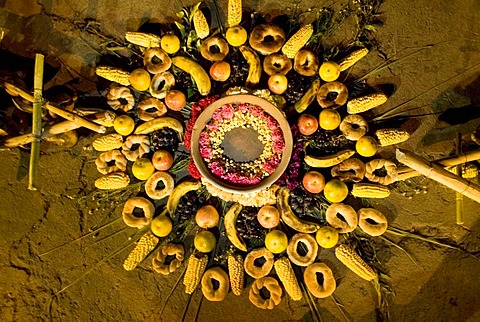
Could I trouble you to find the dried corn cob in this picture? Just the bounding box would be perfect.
[95,66,131,86]
[227,0,242,27]
[375,129,410,146]
[446,164,479,179]
[193,9,209,39]
[274,257,302,301]
[123,231,159,271]
[183,253,208,294]
[352,183,391,198]
[125,31,161,48]
[92,134,123,151]
[338,48,369,71]
[347,93,388,114]
[281,24,314,59]
[335,244,377,281]
[228,253,244,296]
[94,172,130,190]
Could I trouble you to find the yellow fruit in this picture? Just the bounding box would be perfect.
[151,215,173,237]
[161,34,181,54]
[315,226,339,248]
[113,115,135,136]
[129,68,151,91]
[356,136,378,157]
[319,61,340,82]
[132,158,155,181]
[265,230,288,254]
[194,230,217,253]
[323,179,348,203]
[226,26,248,47]
[319,109,341,130]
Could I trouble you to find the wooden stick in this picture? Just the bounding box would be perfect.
[29,54,44,190]
[396,149,480,203]
[455,133,464,225]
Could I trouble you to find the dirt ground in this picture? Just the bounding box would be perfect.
[1,0,480,321]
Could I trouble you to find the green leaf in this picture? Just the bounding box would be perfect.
[364,24,377,32]
[175,21,186,39]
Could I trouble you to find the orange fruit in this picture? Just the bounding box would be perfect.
[315,226,339,248]
[129,68,151,91]
[113,115,135,136]
[165,90,186,111]
[319,109,341,130]
[225,26,247,47]
[210,61,231,82]
[257,206,280,229]
[319,61,340,82]
[356,136,378,157]
[132,158,155,180]
[194,230,217,253]
[161,34,180,54]
[267,74,288,95]
[151,215,173,237]
[297,114,318,136]
[265,230,288,254]
[302,171,326,194]
[323,179,349,203]
[195,205,220,229]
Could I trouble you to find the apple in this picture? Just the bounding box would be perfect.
[256,206,280,229]
[165,90,186,111]
[195,205,220,228]
[152,150,174,171]
[302,171,326,194]
[267,74,288,95]
[297,114,318,136]
[209,61,231,82]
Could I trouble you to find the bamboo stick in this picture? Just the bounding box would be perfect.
[396,149,480,203]
[29,54,44,191]
[455,134,464,225]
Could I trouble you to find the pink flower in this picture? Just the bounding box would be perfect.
[221,104,235,118]
[199,132,210,145]
[238,103,250,113]
[212,110,223,121]
[200,146,212,159]
[273,141,285,153]
[250,105,264,117]
[272,129,284,141]
[206,122,218,132]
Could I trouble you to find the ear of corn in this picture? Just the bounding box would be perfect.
[347,93,388,114]
[228,253,244,296]
[274,257,302,301]
[193,9,210,39]
[183,253,208,294]
[446,164,479,179]
[335,244,377,281]
[351,183,391,198]
[95,66,131,86]
[375,129,410,146]
[281,24,314,59]
[338,48,369,71]
[92,134,123,151]
[125,31,162,48]
[227,0,242,27]
[94,172,130,190]
[123,231,159,271]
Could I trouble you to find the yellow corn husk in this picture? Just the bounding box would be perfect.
[338,48,369,71]
[227,0,242,27]
[94,172,130,190]
[92,134,123,151]
[335,244,377,281]
[183,253,208,294]
[227,253,244,296]
[95,66,131,86]
[281,24,314,59]
[347,93,388,114]
[351,183,391,198]
[274,257,302,301]
[375,129,410,147]
[123,231,159,271]
[193,9,209,39]
[125,31,162,48]
[446,164,479,179]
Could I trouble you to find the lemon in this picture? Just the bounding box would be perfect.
[265,230,288,254]
[225,26,248,47]
[319,61,340,82]
[194,230,217,253]
[113,115,135,136]
[315,226,339,248]
[151,215,173,237]
[356,136,378,157]
[319,109,341,130]
[161,34,181,54]
[132,158,155,181]
[324,179,349,203]
[129,68,151,91]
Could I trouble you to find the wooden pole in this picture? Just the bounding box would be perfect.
[29,54,44,190]
[455,133,464,225]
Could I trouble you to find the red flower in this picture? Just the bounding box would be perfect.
[188,160,202,179]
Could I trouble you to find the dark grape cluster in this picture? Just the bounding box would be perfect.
[228,51,249,87]
[309,130,351,155]
[150,128,180,153]
[236,207,267,247]
[174,71,193,94]
[175,191,206,223]
[284,73,309,105]
[289,187,317,218]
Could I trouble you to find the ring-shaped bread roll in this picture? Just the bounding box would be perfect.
[95,149,127,174]
[137,97,167,121]
[365,159,397,185]
[249,276,283,310]
[316,81,349,109]
[152,243,185,275]
[263,53,292,76]
[145,171,175,200]
[326,203,358,233]
[122,197,154,228]
[150,71,175,99]
[339,115,369,141]
[200,36,230,61]
[358,208,388,236]
[303,263,336,298]
[244,247,274,279]
[249,23,286,55]
[144,48,172,74]
[201,267,230,301]
[107,86,135,112]
[122,135,150,162]
[331,158,366,182]
[286,233,318,267]
[294,49,319,77]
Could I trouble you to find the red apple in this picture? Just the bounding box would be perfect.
[268,74,288,95]
[209,61,231,82]
[302,171,326,194]
[297,114,319,136]
[152,150,174,171]
[257,206,280,229]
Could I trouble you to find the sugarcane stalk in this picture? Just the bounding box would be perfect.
[455,133,464,225]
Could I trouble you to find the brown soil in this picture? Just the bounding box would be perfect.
[1,0,480,321]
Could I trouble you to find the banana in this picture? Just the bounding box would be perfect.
[239,46,261,88]
[166,180,202,215]
[277,187,320,233]
[294,78,321,113]
[134,116,184,139]
[304,149,355,168]
[172,56,211,96]
[224,203,247,252]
